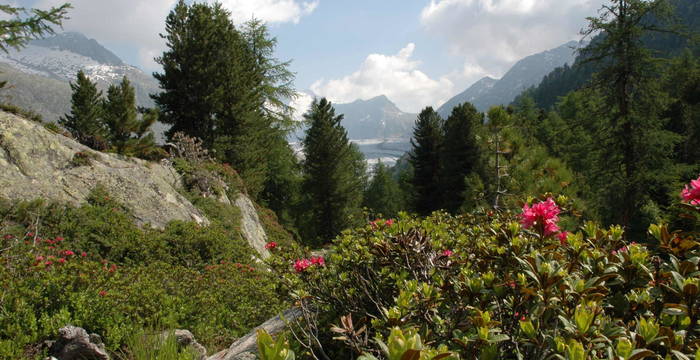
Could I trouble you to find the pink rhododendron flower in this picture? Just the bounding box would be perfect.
[81,252,87,257]
[58,258,66,264]
[98,290,107,297]
[3,234,13,240]
[63,250,75,256]
[45,261,53,266]
[520,198,561,236]
[385,219,394,226]
[35,255,45,262]
[681,176,700,205]
[264,241,277,250]
[442,249,454,257]
[558,232,569,245]
[294,259,312,273]
[311,256,325,266]
[55,237,64,242]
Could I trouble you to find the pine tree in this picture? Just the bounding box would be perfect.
[364,161,403,218]
[441,102,483,213]
[301,98,366,245]
[58,70,107,149]
[409,107,444,215]
[152,0,245,148]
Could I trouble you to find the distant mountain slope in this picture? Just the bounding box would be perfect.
[521,0,700,110]
[333,95,416,140]
[438,41,578,117]
[0,32,160,122]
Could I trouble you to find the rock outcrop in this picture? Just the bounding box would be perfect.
[235,194,271,259]
[208,308,301,360]
[170,329,207,360]
[47,326,110,360]
[0,111,207,228]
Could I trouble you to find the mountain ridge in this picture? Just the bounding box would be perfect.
[437,41,579,117]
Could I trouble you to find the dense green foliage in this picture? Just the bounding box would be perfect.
[152,1,298,203]
[0,175,289,358]
[58,70,107,148]
[300,98,367,245]
[59,72,164,159]
[364,161,404,219]
[268,193,700,359]
[440,103,483,213]
[409,107,444,216]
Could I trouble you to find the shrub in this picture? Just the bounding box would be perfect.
[269,192,700,359]
[0,186,286,357]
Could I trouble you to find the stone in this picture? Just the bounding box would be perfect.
[235,193,271,259]
[171,329,207,360]
[207,308,302,360]
[0,111,208,229]
[47,326,110,360]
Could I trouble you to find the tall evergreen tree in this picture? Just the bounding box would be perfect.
[440,102,483,213]
[364,161,403,218]
[301,98,366,245]
[58,70,107,149]
[152,0,245,148]
[409,107,444,215]
[581,0,681,235]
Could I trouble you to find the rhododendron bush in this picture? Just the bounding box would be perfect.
[267,186,700,359]
[0,189,288,358]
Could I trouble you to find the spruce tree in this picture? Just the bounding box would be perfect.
[103,76,164,159]
[104,76,139,152]
[409,107,444,215]
[441,102,483,213]
[301,98,366,245]
[59,70,107,149]
[364,161,403,218]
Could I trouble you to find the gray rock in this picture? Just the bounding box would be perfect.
[171,329,207,360]
[208,308,301,360]
[235,193,271,259]
[0,111,208,228]
[47,326,110,360]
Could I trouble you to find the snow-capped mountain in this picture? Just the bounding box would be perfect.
[0,32,160,121]
[438,41,579,117]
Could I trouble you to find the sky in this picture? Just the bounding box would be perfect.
[24,0,606,113]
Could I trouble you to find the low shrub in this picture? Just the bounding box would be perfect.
[268,180,700,359]
[0,186,286,358]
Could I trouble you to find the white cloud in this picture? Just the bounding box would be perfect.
[421,0,605,76]
[36,0,176,71]
[34,0,318,72]
[289,91,315,122]
[310,43,455,113]
[214,0,319,24]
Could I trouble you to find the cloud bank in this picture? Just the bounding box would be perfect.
[35,0,318,71]
[420,0,605,76]
[310,43,455,113]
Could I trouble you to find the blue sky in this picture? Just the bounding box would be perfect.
[25,0,606,112]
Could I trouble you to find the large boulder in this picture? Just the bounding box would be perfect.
[47,326,110,360]
[0,111,208,228]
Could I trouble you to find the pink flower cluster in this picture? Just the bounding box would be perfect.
[294,256,325,273]
[369,218,395,230]
[520,198,561,237]
[264,241,277,250]
[681,176,700,205]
